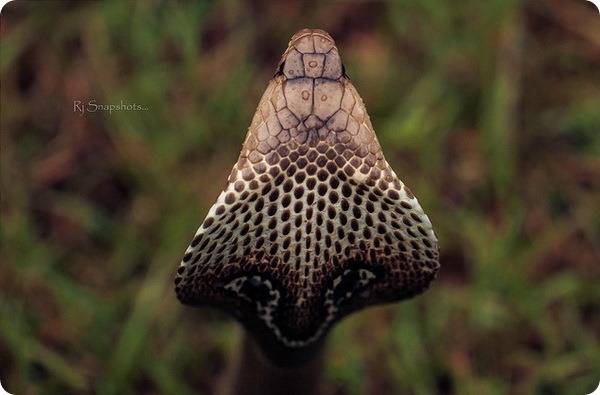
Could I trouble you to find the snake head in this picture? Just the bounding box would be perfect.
[174,28,440,367]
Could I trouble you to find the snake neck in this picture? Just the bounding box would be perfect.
[224,332,325,395]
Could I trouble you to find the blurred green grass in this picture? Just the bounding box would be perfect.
[1,1,599,394]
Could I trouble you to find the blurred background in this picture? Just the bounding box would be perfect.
[1,1,599,394]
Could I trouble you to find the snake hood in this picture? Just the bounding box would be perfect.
[175,29,440,366]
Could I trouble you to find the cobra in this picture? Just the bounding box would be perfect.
[174,28,440,392]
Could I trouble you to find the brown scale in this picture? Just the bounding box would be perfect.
[175,29,440,366]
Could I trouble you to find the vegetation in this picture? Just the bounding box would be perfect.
[1,1,599,394]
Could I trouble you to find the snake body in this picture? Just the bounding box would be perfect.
[175,29,440,366]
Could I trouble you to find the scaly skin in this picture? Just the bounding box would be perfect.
[175,29,440,367]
